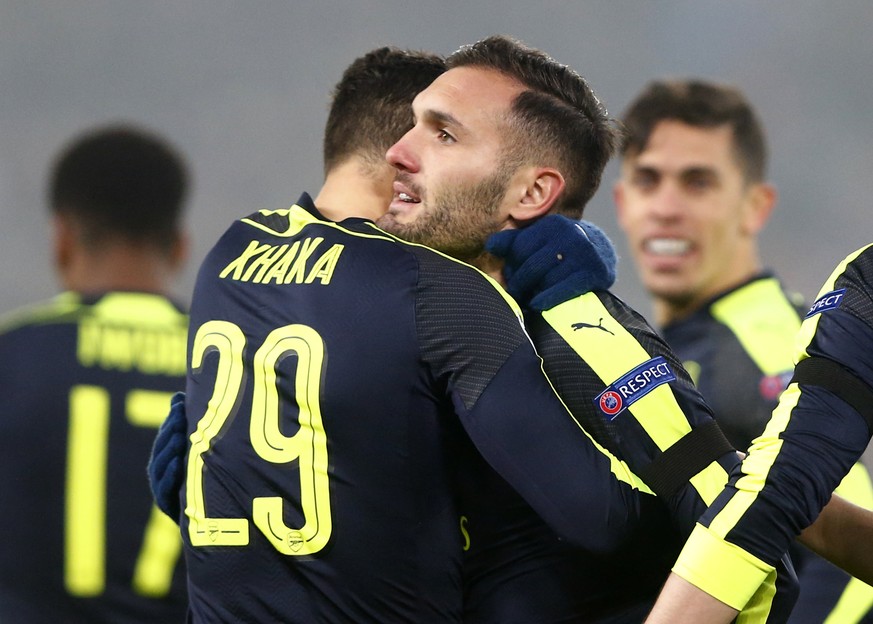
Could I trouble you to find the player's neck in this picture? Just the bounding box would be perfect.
[655,246,764,326]
[654,298,694,327]
[654,270,762,327]
[59,246,176,296]
[469,252,507,288]
[316,159,393,222]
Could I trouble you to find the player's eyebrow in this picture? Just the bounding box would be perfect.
[680,165,719,179]
[420,108,465,132]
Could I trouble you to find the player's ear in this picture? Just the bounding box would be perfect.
[613,180,627,227]
[741,181,776,235]
[508,166,565,225]
[51,214,74,275]
[168,230,190,274]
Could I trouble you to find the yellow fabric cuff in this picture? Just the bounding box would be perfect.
[672,524,774,610]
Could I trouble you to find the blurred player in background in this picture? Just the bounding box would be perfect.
[645,243,873,623]
[0,125,190,622]
[613,78,873,622]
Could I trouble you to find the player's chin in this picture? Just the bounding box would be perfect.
[376,213,406,236]
[381,208,424,230]
[647,279,696,306]
[375,211,396,227]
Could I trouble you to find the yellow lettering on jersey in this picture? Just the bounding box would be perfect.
[284,237,323,284]
[460,515,471,551]
[100,325,134,370]
[221,237,342,286]
[305,244,344,285]
[66,385,110,595]
[261,242,300,284]
[77,320,186,375]
[244,244,289,283]
[219,240,272,280]
[77,321,101,366]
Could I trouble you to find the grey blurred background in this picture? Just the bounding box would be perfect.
[2,1,872,321]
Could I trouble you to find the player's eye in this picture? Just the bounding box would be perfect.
[683,171,716,192]
[631,169,658,190]
[437,129,456,144]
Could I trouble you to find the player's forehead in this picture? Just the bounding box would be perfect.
[630,120,740,174]
[411,66,521,126]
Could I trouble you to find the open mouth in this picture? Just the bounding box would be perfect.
[397,191,420,204]
[389,179,423,214]
[645,238,691,257]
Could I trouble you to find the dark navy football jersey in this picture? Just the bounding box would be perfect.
[459,442,677,624]
[681,244,873,614]
[662,274,803,451]
[0,292,188,623]
[663,274,873,622]
[461,288,795,623]
[181,193,651,623]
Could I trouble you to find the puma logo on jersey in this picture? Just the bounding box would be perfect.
[571,318,614,335]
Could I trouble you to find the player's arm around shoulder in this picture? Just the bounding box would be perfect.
[413,253,653,553]
[539,291,736,507]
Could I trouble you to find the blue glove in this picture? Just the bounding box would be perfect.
[147,391,187,524]
[486,214,618,310]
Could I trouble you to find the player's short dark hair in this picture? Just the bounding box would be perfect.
[447,35,619,218]
[620,79,768,183]
[323,47,446,174]
[49,124,189,250]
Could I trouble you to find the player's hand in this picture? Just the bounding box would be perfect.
[486,215,617,311]
[148,391,187,524]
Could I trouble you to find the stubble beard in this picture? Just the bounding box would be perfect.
[380,169,511,262]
